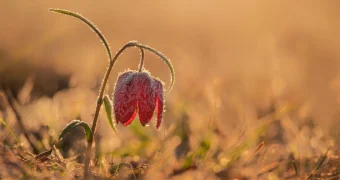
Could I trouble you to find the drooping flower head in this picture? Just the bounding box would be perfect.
[49,8,175,176]
[113,70,164,128]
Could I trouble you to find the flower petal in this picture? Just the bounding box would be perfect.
[113,71,138,126]
[122,105,137,126]
[153,79,164,129]
[136,72,156,126]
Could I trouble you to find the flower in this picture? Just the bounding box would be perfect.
[113,70,164,129]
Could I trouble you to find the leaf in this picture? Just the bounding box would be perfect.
[49,8,112,61]
[103,95,116,133]
[59,120,92,142]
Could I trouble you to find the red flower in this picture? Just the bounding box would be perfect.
[113,71,164,128]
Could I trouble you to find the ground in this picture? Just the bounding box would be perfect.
[1,1,340,179]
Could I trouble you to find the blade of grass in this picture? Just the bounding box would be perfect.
[0,117,20,144]
[243,141,264,166]
[3,86,39,153]
[307,147,330,179]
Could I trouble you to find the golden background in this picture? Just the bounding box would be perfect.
[1,1,340,179]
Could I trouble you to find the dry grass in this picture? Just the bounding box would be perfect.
[1,1,340,179]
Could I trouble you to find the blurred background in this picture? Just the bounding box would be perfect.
[1,1,340,179]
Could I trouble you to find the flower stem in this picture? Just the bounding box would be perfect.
[135,44,175,92]
[49,9,175,178]
[84,41,137,177]
[138,47,145,72]
[83,41,175,177]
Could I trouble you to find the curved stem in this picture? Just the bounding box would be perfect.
[49,8,175,178]
[138,47,145,72]
[136,44,175,92]
[84,41,175,176]
[84,42,137,177]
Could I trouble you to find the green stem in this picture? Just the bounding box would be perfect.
[49,8,175,178]
[83,42,136,177]
[138,47,145,73]
[83,41,175,177]
[135,44,175,92]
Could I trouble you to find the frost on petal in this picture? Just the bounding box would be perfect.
[153,79,164,129]
[122,105,137,126]
[113,71,138,126]
[136,72,156,126]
